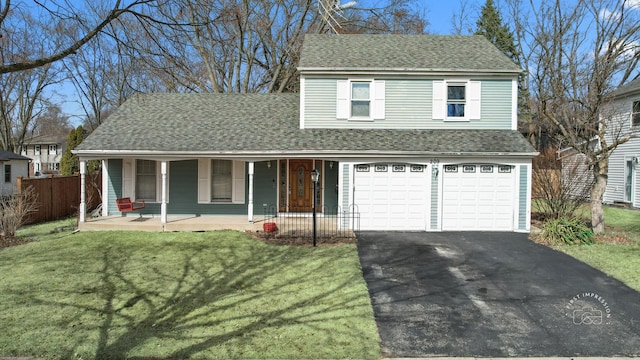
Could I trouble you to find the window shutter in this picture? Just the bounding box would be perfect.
[336,80,349,119]
[373,80,385,119]
[432,80,445,120]
[197,159,210,203]
[468,81,481,120]
[122,158,134,199]
[233,161,246,203]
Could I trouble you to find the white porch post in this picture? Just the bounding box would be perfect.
[79,160,86,222]
[248,161,254,222]
[161,161,167,224]
[101,160,109,216]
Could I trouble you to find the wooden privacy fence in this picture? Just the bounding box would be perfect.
[17,172,101,225]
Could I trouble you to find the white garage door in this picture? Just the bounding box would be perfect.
[354,164,429,231]
[442,164,515,231]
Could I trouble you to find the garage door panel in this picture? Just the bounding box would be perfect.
[355,164,429,231]
[442,165,515,231]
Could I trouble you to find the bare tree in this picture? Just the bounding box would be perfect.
[451,0,475,35]
[0,12,62,151]
[0,0,160,74]
[509,0,640,232]
[121,0,427,94]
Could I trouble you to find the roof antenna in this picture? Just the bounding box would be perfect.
[318,0,357,33]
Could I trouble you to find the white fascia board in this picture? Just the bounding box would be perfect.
[74,149,540,161]
[298,67,522,76]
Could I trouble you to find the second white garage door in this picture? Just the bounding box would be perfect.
[442,164,516,231]
[354,164,429,231]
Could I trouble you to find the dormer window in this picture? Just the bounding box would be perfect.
[633,100,640,127]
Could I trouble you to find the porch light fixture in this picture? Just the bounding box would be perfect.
[329,161,334,169]
[311,169,320,247]
[267,161,272,169]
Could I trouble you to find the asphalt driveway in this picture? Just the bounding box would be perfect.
[356,231,640,357]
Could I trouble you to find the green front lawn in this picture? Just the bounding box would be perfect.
[543,206,640,291]
[1,224,380,359]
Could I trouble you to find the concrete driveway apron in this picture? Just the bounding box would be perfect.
[356,231,640,357]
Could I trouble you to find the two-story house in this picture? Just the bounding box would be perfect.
[602,77,640,207]
[21,134,66,177]
[74,34,537,232]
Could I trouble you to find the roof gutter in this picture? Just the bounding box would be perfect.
[297,67,522,76]
[74,149,539,159]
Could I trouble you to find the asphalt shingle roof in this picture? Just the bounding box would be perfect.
[0,150,29,161]
[76,93,535,156]
[298,34,522,73]
[612,77,640,97]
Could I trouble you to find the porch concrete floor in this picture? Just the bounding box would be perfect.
[78,214,354,236]
[79,215,264,232]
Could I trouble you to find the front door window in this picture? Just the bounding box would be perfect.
[282,159,322,212]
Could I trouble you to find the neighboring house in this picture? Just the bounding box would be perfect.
[602,78,640,206]
[21,134,66,177]
[0,150,29,197]
[74,34,537,232]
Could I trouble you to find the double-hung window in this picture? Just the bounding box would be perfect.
[197,159,245,204]
[447,84,466,118]
[433,79,481,121]
[351,82,371,118]
[135,160,156,201]
[633,100,640,127]
[48,145,57,155]
[4,164,11,183]
[34,145,40,155]
[337,79,385,120]
[211,160,233,202]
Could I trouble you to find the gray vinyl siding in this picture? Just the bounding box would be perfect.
[603,95,640,207]
[303,78,513,129]
[109,159,249,216]
[430,166,439,230]
[519,165,528,230]
[107,159,122,216]
[324,161,339,214]
[479,80,513,128]
[168,160,247,215]
[604,140,640,206]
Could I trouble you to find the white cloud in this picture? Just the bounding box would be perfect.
[627,0,640,9]
[599,8,622,21]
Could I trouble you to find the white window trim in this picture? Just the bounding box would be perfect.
[122,159,169,203]
[433,79,481,122]
[34,145,41,155]
[197,159,245,204]
[337,79,385,121]
[48,144,57,155]
[631,100,640,128]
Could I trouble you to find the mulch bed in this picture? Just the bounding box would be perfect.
[246,230,357,247]
[0,237,34,250]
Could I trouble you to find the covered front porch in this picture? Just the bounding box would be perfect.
[76,157,341,229]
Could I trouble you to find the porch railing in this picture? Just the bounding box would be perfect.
[262,205,360,240]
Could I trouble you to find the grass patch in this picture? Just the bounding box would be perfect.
[553,243,640,291]
[533,204,640,292]
[0,228,379,359]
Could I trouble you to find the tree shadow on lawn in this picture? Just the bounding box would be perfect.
[25,236,377,359]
